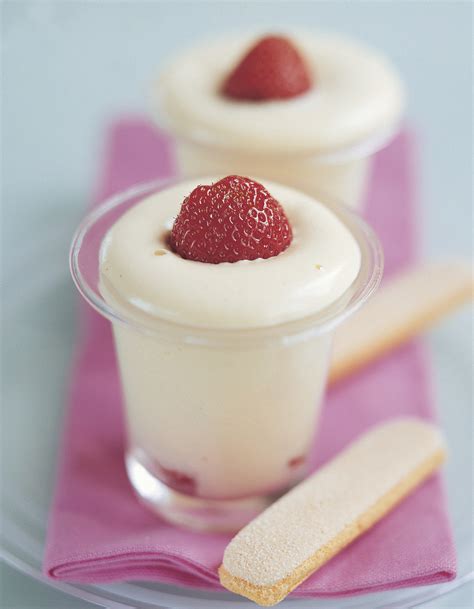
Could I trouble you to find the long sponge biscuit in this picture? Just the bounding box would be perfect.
[219,418,446,606]
[330,260,473,384]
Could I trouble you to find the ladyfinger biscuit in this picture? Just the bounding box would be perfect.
[219,418,445,606]
[330,260,473,384]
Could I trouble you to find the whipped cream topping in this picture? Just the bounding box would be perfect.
[100,178,361,329]
[157,32,405,155]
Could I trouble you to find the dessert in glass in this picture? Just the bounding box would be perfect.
[155,32,405,209]
[70,175,383,531]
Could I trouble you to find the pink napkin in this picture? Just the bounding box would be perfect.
[44,119,456,596]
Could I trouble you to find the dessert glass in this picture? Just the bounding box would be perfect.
[70,178,383,532]
[153,30,405,210]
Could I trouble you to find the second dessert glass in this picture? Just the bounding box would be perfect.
[70,178,383,532]
[154,32,405,209]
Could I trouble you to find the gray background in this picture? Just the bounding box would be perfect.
[1,1,472,607]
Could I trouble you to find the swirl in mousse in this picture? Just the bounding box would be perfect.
[100,176,363,530]
[156,32,405,208]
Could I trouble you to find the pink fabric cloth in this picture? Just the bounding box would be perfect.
[43,119,456,596]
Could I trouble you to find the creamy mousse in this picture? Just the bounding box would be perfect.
[101,178,360,328]
[158,32,405,155]
[99,177,361,501]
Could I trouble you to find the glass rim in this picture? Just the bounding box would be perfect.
[70,178,384,347]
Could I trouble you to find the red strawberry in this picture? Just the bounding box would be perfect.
[288,455,306,468]
[156,463,196,495]
[170,175,293,264]
[222,35,312,101]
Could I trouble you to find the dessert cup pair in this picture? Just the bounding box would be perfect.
[71,32,398,530]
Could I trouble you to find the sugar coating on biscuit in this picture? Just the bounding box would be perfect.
[221,418,445,589]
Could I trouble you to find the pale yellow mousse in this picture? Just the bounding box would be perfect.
[100,178,361,329]
[99,178,362,500]
[158,32,405,155]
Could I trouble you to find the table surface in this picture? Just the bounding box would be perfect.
[1,1,472,608]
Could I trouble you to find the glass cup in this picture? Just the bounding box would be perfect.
[70,178,383,532]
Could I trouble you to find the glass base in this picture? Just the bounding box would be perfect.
[125,452,273,532]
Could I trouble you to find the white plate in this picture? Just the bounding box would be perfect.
[1,217,472,608]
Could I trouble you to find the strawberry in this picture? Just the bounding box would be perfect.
[156,463,196,495]
[288,455,306,468]
[170,175,293,264]
[222,35,312,101]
